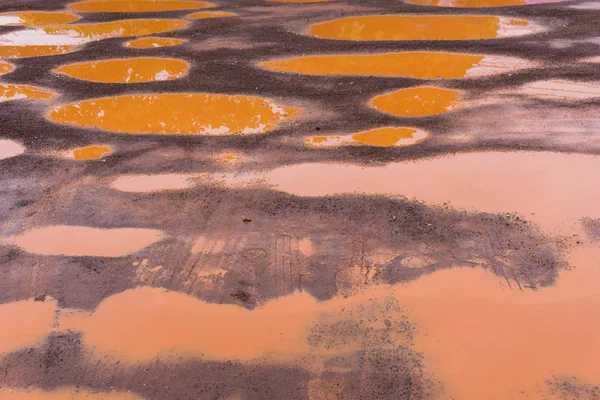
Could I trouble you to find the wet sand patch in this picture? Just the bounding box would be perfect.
[0,299,56,356]
[0,11,80,27]
[518,79,600,100]
[8,226,164,257]
[305,127,428,147]
[54,57,190,83]
[0,139,26,160]
[47,93,299,135]
[124,37,187,48]
[72,145,112,160]
[370,86,463,117]
[0,84,55,102]
[308,15,540,41]
[187,11,238,19]
[259,52,536,78]
[68,0,215,13]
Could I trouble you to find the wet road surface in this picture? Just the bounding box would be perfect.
[0,0,599,398]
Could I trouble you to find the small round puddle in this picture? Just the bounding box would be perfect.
[72,145,112,160]
[370,86,463,117]
[54,57,190,83]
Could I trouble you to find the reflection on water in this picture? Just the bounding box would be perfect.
[405,0,564,7]
[54,57,190,83]
[259,52,536,78]
[124,37,187,48]
[0,139,25,160]
[305,127,428,147]
[47,93,299,135]
[309,15,540,41]
[518,79,600,100]
[68,0,214,13]
[370,86,463,117]
[8,225,164,257]
[0,11,80,27]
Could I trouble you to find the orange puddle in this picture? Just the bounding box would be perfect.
[0,299,56,355]
[405,0,563,7]
[305,127,428,147]
[124,37,187,48]
[0,139,26,160]
[187,11,237,18]
[518,79,600,100]
[54,57,189,83]
[42,19,190,40]
[68,0,215,13]
[0,11,80,26]
[0,61,15,75]
[0,84,55,102]
[47,93,298,135]
[0,388,145,400]
[238,152,600,232]
[9,226,164,257]
[259,51,535,79]
[0,45,79,59]
[370,86,463,117]
[309,15,539,41]
[72,145,112,160]
[110,173,198,192]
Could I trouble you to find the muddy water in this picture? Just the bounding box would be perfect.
[0,84,55,102]
[370,86,463,117]
[405,0,564,7]
[0,388,145,400]
[309,15,539,41]
[110,173,199,192]
[68,0,214,13]
[235,152,600,233]
[8,226,164,257]
[0,45,80,59]
[0,139,25,160]
[259,52,535,78]
[187,11,238,19]
[0,299,56,356]
[47,93,298,135]
[124,37,187,48]
[54,57,190,83]
[518,79,600,100]
[0,11,80,26]
[306,127,428,147]
[72,145,112,160]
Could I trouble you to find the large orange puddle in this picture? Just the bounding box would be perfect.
[0,298,56,356]
[370,86,463,117]
[72,145,112,160]
[124,37,187,48]
[8,225,164,257]
[47,93,298,135]
[54,57,189,83]
[0,387,145,400]
[305,127,428,147]
[0,84,55,102]
[187,11,238,18]
[405,0,563,7]
[259,51,535,79]
[68,0,215,13]
[0,139,25,160]
[309,15,539,41]
[0,11,81,26]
